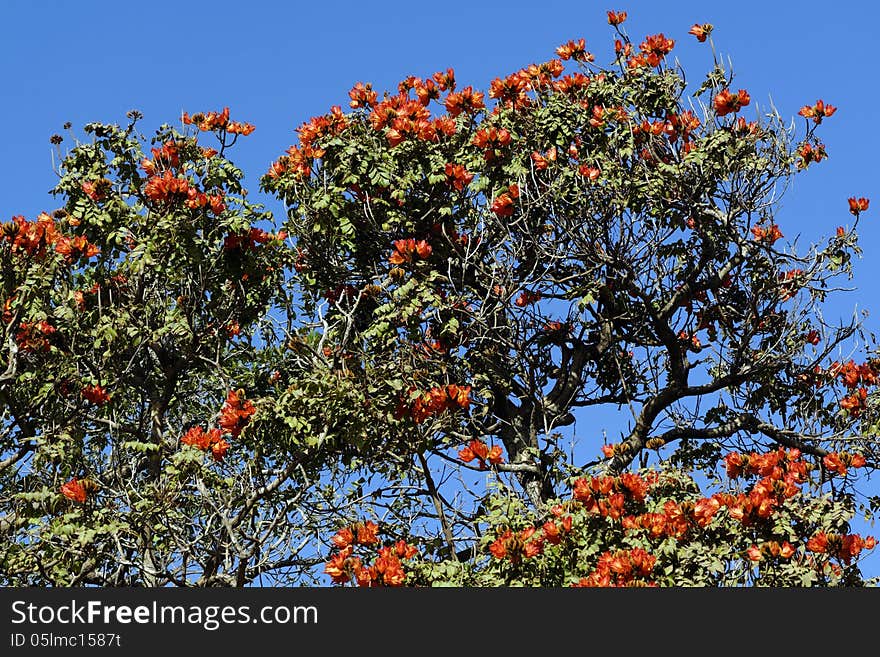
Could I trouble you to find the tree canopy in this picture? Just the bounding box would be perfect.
[2,12,878,587]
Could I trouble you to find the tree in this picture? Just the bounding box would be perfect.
[1,12,877,587]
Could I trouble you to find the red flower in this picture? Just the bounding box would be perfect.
[218,389,256,437]
[3,213,61,258]
[556,39,591,62]
[798,99,837,124]
[444,86,484,117]
[182,107,241,132]
[372,549,407,586]
[60,478,88,504]
[444,163,473,190]
[515,290,541,307]
[472,126,512,160]
[348,82,378,109]
[389,238,432,264]
[82,384,111,406]
[693,496,721,527]
[356,521,380,545]
[848,197,869,216]
[331,527,355,549]
[55,235,100,262]
[638,33,675,67]
[713,88,751,117]
[688,23,713,42]
[751,224,783,245]
[795,142,827,168]
[324,547,356,584]
[180,426,228,461]
[15,320,56,353]
[491,193,516,217]
[578,164,601,180]
[459,439,503,469]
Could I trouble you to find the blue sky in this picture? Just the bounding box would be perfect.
[3,0,879,580]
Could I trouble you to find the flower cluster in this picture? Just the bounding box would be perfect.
[444,163,474,191]
[408,384,471,424]
[182,107,255,135]
[751,223,783,244]
[822,451,867,476]
[848,197,869,216]
[795,141,827,168]
[82,384,111,406]
[573,548,657,587]
[218,389,256,438]
[713,88,751,117]
[388,238,432,264]
[798,99,837,124]
[60,477,88,504]
[325,521,419,586]
[490,184,519,217]
[807,532,876,564]
[458,439,504,469]
[181,426,230,462]
[2,213,61,258]
[825,359,879,417]
[15,320,56,353]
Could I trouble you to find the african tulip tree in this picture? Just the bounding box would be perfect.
[1,12,878,587]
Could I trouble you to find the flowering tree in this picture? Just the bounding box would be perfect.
[2,11,878,587]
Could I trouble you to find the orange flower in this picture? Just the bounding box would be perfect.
[389,238,433,264]
[515,290,541,307]
[556,38,590,62]
[638,33,675,67]
[15,320,56,353]
[444,85,484,117]
[751,224,783,244]
[210,438,230,461]
[688,23,713,42]
[82,384,111,406]
[444,163,473,190]
[713,88,750,117]
[218,389,256,437]
[432,68,456,91]
[795,142,827,168]
[349,82,378,109]
[848,197,869,216]
[3,213,61,258]
[607,10,627,25]
[324,547,355,584]
[693,496,721,527]
[798,99,837,124]
[227,121,255,136]
[491,192,516,217]
[60,477,88,503]
[392,540,418,559]
[55,235,100,261]
[356,521,380,545]
[472,126,512,160]
[181,426,228,461]
[183,107,232,132]
[331,527,355,549]
[372,549,406,586]
[578,164,601,180]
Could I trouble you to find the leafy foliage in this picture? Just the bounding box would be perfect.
[1,12,877,587]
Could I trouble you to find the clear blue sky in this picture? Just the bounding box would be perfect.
[3,0,879,580]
